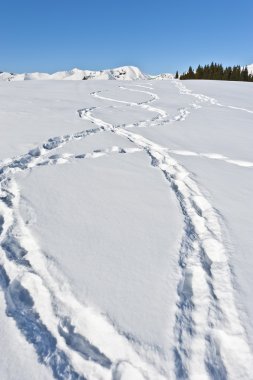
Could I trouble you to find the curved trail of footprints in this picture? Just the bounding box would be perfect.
[0,135,165,377]
[174,80,253,114]
[0,79,253,379]
[81,82,253,379]
[0,149,166,378]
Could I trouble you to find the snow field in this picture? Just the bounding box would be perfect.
[0,78,253,379]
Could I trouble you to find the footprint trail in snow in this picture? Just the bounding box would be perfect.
[0,79,253,379]
[81,82,253,379]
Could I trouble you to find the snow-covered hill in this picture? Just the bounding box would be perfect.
[149,73,174,80]
[0,66,148,81]
[247,63,253,74]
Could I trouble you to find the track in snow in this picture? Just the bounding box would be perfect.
[168,150,253,169]
[0,79,253,380]
[80,82,253,379]
[0,146,166,379]
[0,111,167,379]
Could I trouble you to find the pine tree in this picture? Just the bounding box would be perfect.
[179,62,252,82]
[195,65,204,79]
[203,65,210,79]
[241,66,249,81]
[180,62,252,82]
[223,66,232,81]
[188,66,195,79]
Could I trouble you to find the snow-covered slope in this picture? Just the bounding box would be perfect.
[1,78,253,379]
[149,73,174,80]
[247,63,253,74]
[0,66,147,81]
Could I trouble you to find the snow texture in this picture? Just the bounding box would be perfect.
[0,77,253,380]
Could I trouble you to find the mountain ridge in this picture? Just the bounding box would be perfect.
[0,66,149,81]
[1,64,252,81]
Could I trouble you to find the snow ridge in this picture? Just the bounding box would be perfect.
[0,66,147,82]
[247,64,253,74]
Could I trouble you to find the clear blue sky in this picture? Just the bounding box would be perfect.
[1,0,253,74]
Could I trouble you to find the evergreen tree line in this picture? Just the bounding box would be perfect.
[177,63,253,82]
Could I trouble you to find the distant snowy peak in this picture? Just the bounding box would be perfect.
[1,64,253,82]
[247,64,253,74]
[0,66,148,81]
[150,73,174,80]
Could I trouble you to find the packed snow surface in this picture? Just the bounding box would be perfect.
[0,78,253,380]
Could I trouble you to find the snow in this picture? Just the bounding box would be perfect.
[17,152,183,349]
[247,63,253,74]
[0,293,52,380]
[1,77,253,379]
[149,73,174,80]
[0,66,147,82]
